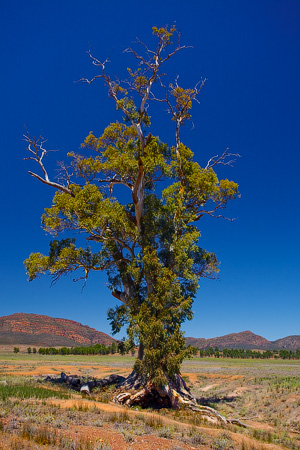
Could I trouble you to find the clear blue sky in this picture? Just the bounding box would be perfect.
[1,0,299,341]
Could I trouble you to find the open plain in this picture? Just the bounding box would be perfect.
[0,347,299,450]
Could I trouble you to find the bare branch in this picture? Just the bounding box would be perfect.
[161,45,192,64]
[24,133,74,196]
[77,74,103,85]
[134,37,157,56]
[76,48,110,85]
[195,209,236,222]
[200,212,236,221]
[124,46,153,69]
[205,149,241,170]
[27,171,74,195]
[55,161,76,187]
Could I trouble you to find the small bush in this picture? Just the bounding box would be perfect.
[212,432,234,450]
[187,431,208,445]
[157,425,175,438]
[21,422,55,445]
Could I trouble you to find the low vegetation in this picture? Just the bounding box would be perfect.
[0,387,265,450]
[0,381,70,401]
[0,352,299,449]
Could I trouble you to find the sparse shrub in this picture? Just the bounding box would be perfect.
[187,430,208,445]
[93,443,112,450]
[252,429,273,443]
[109,410,130,424]
[156,425,175,438]
[9,435,38,450]
[113,421,135,440]
[93,387,114,403]
[52,416,67,428]
[91,418,104,427]
[21,422,55,445]
[121,428,135,442]
[212,432,234,450]
[129,423,152,435]
[144,414,163,429]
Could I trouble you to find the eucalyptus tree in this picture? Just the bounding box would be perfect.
[24,26,239,409]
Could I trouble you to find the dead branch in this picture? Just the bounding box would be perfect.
[55,161,76,186]
[196,211,236,221]
[24,132,74,196]
[205,149,241,170]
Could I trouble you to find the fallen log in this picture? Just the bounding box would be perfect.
[45,372,125,394]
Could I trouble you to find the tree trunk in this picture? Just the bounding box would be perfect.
[137,342,144,360]
[115,372,197,409]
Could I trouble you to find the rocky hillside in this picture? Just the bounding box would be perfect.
[272,335,300,350]
[186,330,300,350]
[0,313,116,347]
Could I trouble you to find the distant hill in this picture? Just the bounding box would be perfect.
[272,335,300,350]
[0,313,116,347]
[186,330,300,350]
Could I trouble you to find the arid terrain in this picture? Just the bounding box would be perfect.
[0,347,299,450]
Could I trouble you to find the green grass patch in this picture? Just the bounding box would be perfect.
[0,383,70,401]
[0,352,136,371]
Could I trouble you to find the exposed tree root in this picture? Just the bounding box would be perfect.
[45,372,247,428]
[113,372,248,428]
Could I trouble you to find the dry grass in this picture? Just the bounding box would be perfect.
[0,352,299,449]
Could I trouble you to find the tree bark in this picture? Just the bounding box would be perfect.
[137,342,144,360]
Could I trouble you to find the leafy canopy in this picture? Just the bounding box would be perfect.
[25,26,239,386]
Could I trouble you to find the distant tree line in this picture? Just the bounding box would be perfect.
[13,347,37,354]
[14,345,300,360]
[189,346,300,360]
[32,341,133,356]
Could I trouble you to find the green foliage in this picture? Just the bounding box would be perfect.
[25,26,239,386]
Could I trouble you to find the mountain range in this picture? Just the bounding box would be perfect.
[0,313,299,350]
[0,313,115,347]
[186,330,300,350]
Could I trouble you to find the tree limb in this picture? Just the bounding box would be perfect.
[24,132,74,196]
[205,149,241,170]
